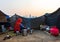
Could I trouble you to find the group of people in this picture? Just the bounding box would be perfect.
[14,18,33,36]
[3,18,33,40]
[40,24,60,37]
[3,18,60,40]
[12,18,60,36]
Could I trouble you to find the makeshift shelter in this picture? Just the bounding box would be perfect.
[0,11,7,22]
[0,10,9,33]
[44,8,60,26]
[30,16,45,29]
[10,14,45,30]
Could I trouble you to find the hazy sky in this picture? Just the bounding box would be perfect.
[0,0,60,17]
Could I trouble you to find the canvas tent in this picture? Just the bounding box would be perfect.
[44,8,60,26]
[10,14,45,30]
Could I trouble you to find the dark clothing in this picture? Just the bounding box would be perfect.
[20,24,24,30]
[56,15,60,30]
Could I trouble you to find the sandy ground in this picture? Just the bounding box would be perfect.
[0,30,60,42]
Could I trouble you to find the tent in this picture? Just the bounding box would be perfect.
[0,10,9,33]
[44,8,60,26]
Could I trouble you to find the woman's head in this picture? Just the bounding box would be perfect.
[17,18,22,23]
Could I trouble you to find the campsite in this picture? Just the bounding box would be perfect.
[0,8,60,42]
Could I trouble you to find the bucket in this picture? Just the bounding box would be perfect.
[22,29,27,36]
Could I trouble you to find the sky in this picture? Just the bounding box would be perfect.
[0,0,60,17]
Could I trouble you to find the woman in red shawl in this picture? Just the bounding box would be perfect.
[14,18,22,32]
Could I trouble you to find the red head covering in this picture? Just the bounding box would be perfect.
[16,18,22,23]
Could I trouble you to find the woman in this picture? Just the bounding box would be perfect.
[14,18,22,35]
